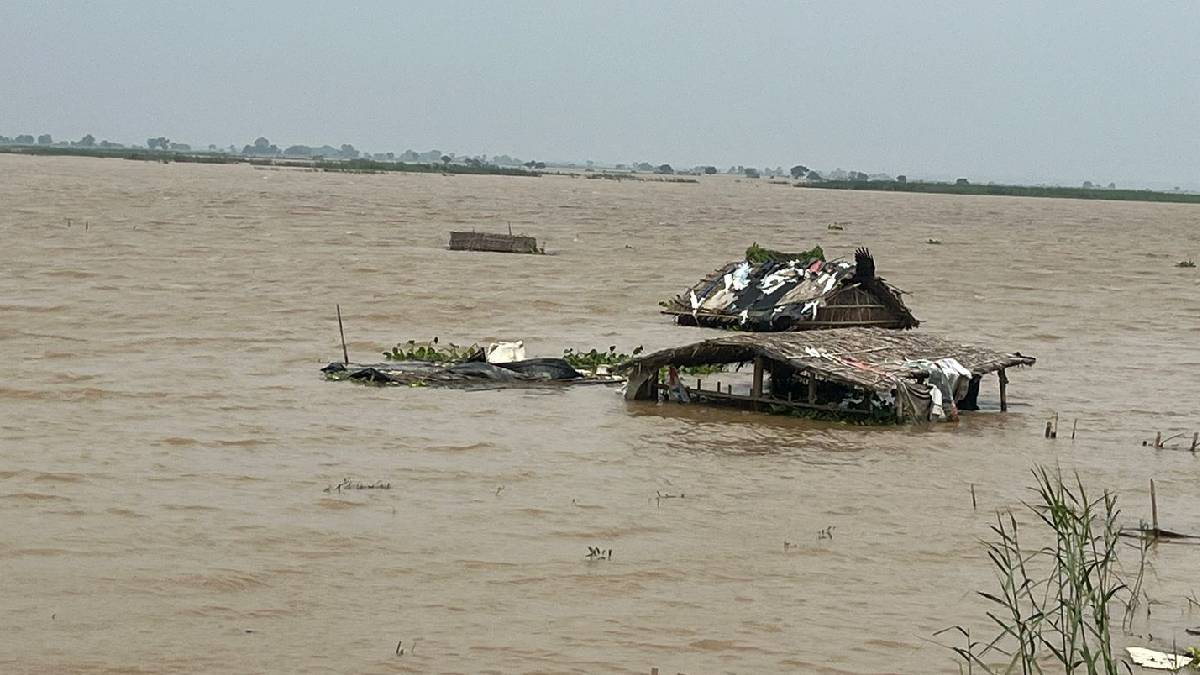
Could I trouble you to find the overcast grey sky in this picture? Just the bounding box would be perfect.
[2,1,1197,186]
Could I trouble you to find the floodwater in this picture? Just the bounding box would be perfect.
[1,154,1198,674]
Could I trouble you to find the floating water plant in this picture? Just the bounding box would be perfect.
[383,338,483,362]
[562,345,642,371]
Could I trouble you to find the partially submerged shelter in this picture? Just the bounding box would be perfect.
[661,247,918,331]
[448,230,540,254]
[617,328,1035,423]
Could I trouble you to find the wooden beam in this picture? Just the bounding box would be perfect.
[689,388,872,416]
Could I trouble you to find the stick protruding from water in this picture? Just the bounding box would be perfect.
[336,304,349,365]
[1150,479,1159,537]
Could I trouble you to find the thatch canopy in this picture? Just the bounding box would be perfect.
[661,248,918,331]
[617,328,1034,394]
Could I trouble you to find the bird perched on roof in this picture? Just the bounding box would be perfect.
[853,247,876,281]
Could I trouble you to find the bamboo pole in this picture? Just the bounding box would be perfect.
[336,304,349,365]
[1191,432,1198,452]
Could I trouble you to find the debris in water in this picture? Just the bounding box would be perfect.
[324,478,391,493]
[585,546,612,560]
[654,490,685,506]
[1125,646,1191,670]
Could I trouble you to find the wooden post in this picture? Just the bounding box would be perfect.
[1154,431,1162,448]
[1191,432,1198,452]
[1071,419,1078,440]
[751,357,764,398]
[1150,479,1159,535]
[336,304,349,365]
[807,377,817,405]
[998,368,1008,412]
[696,378,701,391]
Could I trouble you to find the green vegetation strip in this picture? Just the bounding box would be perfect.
[797,180,1200,204]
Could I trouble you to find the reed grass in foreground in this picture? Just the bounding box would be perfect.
[937,467,1159,674]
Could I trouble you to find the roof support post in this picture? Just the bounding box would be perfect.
[998,368,1008,412]
[751,358,764,399]
[807,377,817,405]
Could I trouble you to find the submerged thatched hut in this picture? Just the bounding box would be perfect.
[617,328,1034,423]
[448,231,540,254]
[661,247,917,331]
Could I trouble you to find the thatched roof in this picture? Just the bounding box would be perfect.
[617,328,1035,393]
[661,248,918,331]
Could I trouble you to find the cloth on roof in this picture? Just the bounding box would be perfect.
[726,262,751,291]
[663,252,919,331]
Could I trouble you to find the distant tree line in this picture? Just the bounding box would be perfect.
[0,132,127,149]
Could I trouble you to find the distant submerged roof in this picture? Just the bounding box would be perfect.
[661,246,918,331]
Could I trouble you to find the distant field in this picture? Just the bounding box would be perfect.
[0,144,536,177]
[796,180,1200,204]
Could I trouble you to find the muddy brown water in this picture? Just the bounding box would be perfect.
[1,155,1199,674]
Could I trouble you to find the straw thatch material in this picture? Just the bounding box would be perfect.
[661,248,918,331]
[617,328,1034,393]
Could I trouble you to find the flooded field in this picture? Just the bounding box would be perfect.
[1,154,1198,673]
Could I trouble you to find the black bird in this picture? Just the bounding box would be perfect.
[853,247,875,281]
